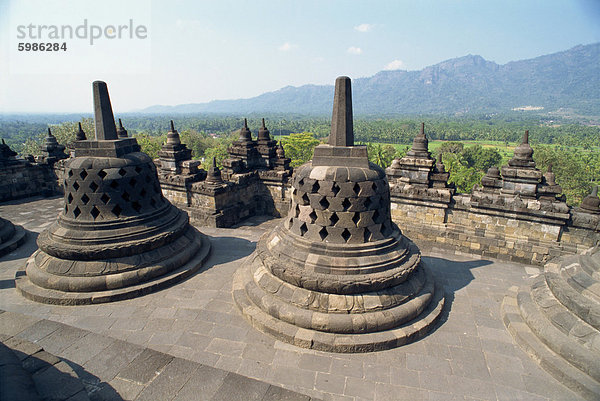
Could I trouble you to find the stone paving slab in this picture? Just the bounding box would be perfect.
[0,309,318,401]
[0,196,588,401]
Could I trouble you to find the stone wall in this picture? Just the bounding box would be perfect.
[0,161,61,202]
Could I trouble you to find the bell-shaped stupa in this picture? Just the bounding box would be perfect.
[16,81,211,305]
[233,76,445,352]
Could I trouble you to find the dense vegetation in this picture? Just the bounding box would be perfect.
[2,113,598,206]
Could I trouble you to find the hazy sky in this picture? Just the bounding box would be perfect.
[1,0,599,113]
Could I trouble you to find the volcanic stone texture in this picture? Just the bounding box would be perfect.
[502,245,600,400]
[15,81,211,305]
[0,217,26,258]
[233,161,444,353]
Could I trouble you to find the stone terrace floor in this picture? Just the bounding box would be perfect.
[0,196,584,401]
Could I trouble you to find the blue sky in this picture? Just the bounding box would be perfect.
[0,0,599,113]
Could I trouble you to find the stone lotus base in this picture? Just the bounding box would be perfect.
[15,227,210,305]
[0,218,26,258]
[233,227,445,353]
[502,246,600,401]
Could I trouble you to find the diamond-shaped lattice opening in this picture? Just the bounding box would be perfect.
[63,180,68,187]
[64,205,68,214]
[67,193,73,204]
[112,204,122,217]
[100,193,110,204]
[364,228,371,242]
[110,180,119,189]
[372,182,378,192]
[79,170,88,180]
[292,188,297,196]
[342,228,351,242]
[129,177,137,187]
[72,206,81,218]
[294,205,300,218]
[68,170,74,177]
[150,198,156,208]
[98,170,107,179]
[309,210,317,223]
[312,182,320,193]
[319,227,328,241]
[298,178,304,188]
[373,209,380,223]
[140,188,147,197]
[131,201,142,213]
[72,182,80,191]
[81,194,90,204]
[118,168,127,177]
[319,197,330,209]
[121,192,130,201]
[285,217,293,230]
[332,183,340,196]
[135,166,142,174]
[330,212,339,225]
[364,197,372,209]
[89,182,99,192]
[90,206,100,219]
[301,193,310,206]
[353,183,361,195]
[352,212,360,225]
[299,222,308,236]
[342,198,351,211]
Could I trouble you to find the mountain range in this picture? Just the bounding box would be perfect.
[142,43,600,116]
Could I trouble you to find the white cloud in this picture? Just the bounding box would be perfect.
[278,42,294,51]
[347,46,362,55]
[383,59,405,70]
[354,23,373,32]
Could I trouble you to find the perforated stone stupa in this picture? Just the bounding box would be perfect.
[15,81,211,305]
[233,76,445,352]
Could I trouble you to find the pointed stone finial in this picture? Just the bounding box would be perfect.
[329,76,353,147]
[276,141,285,158]
[509,129,534,166]
[406,122,430,158]
[258,118,271,141]
[47,128,54,138]
[75,122,87,141]
[92,81,118,140]
[1,138,5,145]
[580,185,600,212]
[239,118,252,141]
[205,157,224,185]
[166,120,181,145]
[117,119,128,138]
[435,153,446,173]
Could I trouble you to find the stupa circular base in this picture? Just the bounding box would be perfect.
[15,228,210,305]
[0,222,26,258]
[233,255,444,353]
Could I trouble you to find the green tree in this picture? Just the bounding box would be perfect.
[134,133,164,159]
[367,143,397,168]
[461,145,502,171]
[282,132,320,167]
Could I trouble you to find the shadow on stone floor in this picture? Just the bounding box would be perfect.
[199,236,257,270]
[0,194,62,207]
[421,256,493,331]
[3,342,123,401]
[0,229,39,263]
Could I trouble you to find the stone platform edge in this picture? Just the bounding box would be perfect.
[0,309,319,401]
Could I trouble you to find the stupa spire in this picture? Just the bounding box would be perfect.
[92,81,118,140]
[329,76,353,147]
[75,122,86,141]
